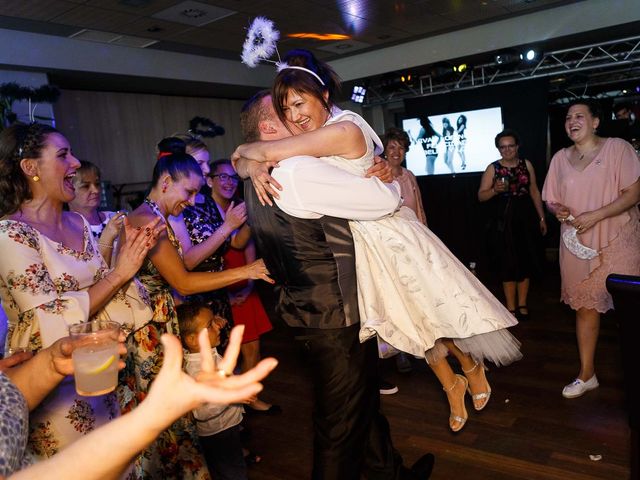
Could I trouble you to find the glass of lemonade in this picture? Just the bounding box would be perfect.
[69,320,120,396]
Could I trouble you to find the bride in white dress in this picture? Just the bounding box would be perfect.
[234,50,522,432]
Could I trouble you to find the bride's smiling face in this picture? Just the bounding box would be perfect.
[281,89,330,135]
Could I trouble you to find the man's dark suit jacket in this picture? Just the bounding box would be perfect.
[244,183,359,329]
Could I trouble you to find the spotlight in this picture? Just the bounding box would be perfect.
[430,63,452,79]
[351,85,366,104]
[453,63,467,73]
[521,49,537,62]
[494,50,520,67]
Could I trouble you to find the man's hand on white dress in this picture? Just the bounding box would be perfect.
[366,156,393,183]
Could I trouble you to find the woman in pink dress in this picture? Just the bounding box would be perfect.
[542,99,640,399]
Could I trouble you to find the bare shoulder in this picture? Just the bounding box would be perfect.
[127,203,157,228]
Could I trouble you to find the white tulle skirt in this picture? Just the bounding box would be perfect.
[354,207,522,367]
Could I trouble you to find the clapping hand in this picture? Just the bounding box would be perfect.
[100,211,127,247]
[224,201,248,231]
[113,216,165,279]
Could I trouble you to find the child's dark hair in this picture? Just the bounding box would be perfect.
[176,302,209,346]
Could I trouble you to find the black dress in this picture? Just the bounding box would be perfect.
[486,159,543,282]
[182,194,233,347]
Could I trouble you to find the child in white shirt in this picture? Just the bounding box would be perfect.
[177,302,247,480]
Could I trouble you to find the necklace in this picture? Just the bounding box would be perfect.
[144,197,181,252]
[576,140,600,161]
[144,197,165,219]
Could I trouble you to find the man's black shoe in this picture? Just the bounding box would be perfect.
[410,453,435,479]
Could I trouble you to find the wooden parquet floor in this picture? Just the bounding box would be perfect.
[242,263,632,479]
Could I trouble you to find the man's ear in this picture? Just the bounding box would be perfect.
[259,120,277,135]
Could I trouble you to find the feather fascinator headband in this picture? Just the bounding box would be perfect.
[241,17,325,86]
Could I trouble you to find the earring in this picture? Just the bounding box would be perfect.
[32,175,40,182]
[162,183,167,193]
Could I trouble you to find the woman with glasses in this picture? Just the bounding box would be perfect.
[478,129,547,319]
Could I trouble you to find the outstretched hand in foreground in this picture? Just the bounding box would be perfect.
[8,325,277,480]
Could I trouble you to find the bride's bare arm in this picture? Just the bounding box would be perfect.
[232,121,366,164]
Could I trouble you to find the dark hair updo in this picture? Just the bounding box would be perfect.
[151,136,202,188]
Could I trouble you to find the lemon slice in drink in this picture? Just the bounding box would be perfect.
[88,354,116,374]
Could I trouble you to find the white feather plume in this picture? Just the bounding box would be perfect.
[241,17,280,67]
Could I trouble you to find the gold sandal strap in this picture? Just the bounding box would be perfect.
[462,362,479,374]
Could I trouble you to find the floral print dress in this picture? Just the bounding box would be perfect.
[0,216,148,459]
[120,198,209,480]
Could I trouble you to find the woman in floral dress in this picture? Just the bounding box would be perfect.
[0,123,159,460]
[125,149,272,479]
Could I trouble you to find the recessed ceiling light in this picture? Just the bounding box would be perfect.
[181,8,206,19]
[152,1,236,27]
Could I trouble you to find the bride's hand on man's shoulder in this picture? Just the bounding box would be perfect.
[246,161,282,207]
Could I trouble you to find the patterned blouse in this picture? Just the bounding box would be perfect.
[492,159,531,197]
[0,215,150,459]
[0,373,32,476]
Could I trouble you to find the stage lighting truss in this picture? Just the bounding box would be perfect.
[362,35,640,105]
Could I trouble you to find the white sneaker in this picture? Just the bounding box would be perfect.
[562,375,599,398]
[379,380,399,395]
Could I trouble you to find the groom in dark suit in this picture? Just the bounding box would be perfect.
[235,90,434,480]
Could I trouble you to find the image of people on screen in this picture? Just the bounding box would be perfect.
[414,116,441,175]
[403,107,503,176]
[442,117,456,174]
[457,114,467,171]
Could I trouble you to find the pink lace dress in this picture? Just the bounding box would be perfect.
[542,137,640,312]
